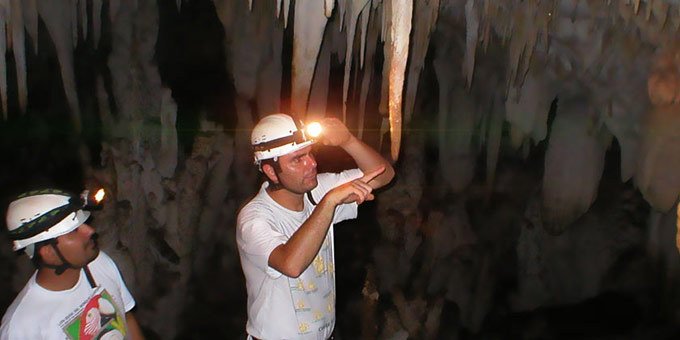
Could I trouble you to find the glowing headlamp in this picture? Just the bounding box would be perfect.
[305,122,323,139]
[81,188,106,210]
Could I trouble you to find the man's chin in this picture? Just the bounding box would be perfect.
[305,179,318,191]
[87,248,100,263]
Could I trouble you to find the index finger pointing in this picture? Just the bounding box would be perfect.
[360,166,386,183]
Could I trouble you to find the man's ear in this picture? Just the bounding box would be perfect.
[37,243,56,263]
[262,163,279,184]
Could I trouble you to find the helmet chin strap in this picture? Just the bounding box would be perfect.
[39,239,75,275]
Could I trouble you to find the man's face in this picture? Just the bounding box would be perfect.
[274,145,318,194]
[53,223,100,267]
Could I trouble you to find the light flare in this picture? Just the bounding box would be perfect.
[306,122,323,138]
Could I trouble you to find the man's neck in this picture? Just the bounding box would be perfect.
[36,267,82,291]
[266,186,305,211]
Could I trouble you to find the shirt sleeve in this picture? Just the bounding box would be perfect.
[237,211,288,278]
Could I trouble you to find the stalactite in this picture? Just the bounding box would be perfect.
[358,5,381,139]
[215,0,281,201]
[10,0,26,113]
[92,0,102,46]
[359,2,370,68]
[78,0,87,42]
[307,27,332,121]
[325,0,335,18]
[291,0,328,116]
[70,0,77,47]
[378,0,391,121]
[598,33,647,182]
[437,87,477,193]
[463,0,478,88]
[0,3,7,119]
[283,0,291,27]
[507,8,525,87]
[639,41,680,211]
[404,0,439,125]
[342,0,370,122]
[331,7,347,65]
[432,11,477,192]
[542,99,611,233]
[635,104,680,212]
[505,71,554,149]
[677,203,680,253]
[38,1,81,129]
[338,0,347,29]
[653,1,670,27]
[256,23,283,116]
[23,0,37,53]
[485,93,504,196]
[387,0,412,161]
[648,42,680,105]
[606,96,644,182]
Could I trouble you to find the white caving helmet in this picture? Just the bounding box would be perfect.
[6,189,91,258]
[251,113,316,166]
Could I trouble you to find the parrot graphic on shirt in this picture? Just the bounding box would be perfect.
[71,292,119,339]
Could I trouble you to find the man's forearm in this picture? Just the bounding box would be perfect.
[268,198,337,277]
[340,135,395,189]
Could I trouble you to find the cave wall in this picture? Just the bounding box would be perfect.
[0,0,678,338]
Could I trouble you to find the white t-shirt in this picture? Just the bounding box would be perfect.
[0,251,136,340]
[237,169,363,340]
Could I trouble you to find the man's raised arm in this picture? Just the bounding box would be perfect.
[319,118,395,189]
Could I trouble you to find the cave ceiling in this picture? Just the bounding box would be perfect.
[0,0,677,232]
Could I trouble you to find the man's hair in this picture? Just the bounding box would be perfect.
[260,158,283,190]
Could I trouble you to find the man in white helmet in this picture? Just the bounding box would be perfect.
[237,113,395,339]
[0,188,145,340]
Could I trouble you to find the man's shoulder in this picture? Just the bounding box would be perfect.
[1,279,50,328]
[238,190,276,218]
[90,250,116,269]
[87,251,127,287]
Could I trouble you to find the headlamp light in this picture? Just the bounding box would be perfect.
[305,122,323,139]
[81,188,106,210]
